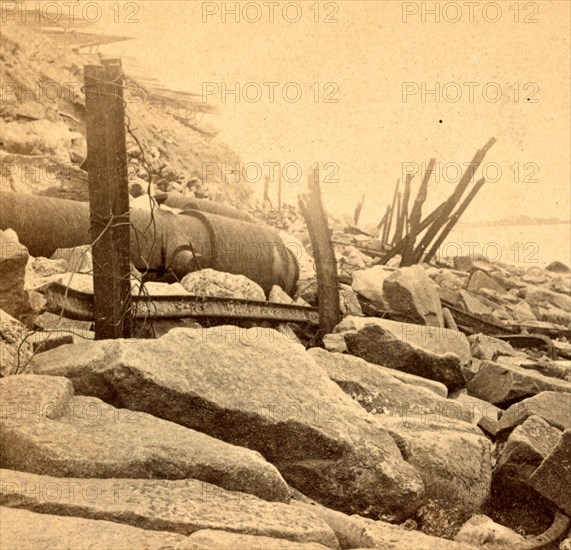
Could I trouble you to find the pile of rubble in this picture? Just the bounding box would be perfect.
[1,211,570,549]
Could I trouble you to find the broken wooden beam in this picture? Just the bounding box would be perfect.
[424,176,486,264]
[412,138,496,263]
[298,166,341,333]
[401,158,435,266]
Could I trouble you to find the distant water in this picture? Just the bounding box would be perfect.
[437,223,571,268]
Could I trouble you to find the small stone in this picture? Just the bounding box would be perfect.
[454,514,526,547]
[181,269,266,301]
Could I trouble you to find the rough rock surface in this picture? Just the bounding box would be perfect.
[467,361,571,405]
[379,417,492,538]
[382,265,444,327]
[467,270,506,295]
[0,506,187,550]
[529,429,571,515]
[308,349,467,422]
[459,290,493,317]
[469,334,516,362]
[494,391,571,435]
[0,470,338,548]
[0,375,289,502]
[32,327,425,520]
[0,229,34,323]
[448,390,501,425]
[494,415,561,493]
[339,284,363,316]
[0,309,33,376]
[334,316,471,364]
[176,530,330,549]
[344,325,466,391]
[454,514,526,547]
[291,501,476,550]
[269,284,294,304]
[50,244,93,273]
[351,266,394,304]
[181,268,266,301]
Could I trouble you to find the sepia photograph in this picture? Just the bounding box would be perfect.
[0,1,570,548]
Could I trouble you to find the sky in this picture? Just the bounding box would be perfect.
[86,0,571,226]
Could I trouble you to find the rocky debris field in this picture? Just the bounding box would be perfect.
[1,17,571,550]
[1,211,571,549]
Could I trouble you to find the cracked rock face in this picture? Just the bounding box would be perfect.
[378,416,492,538]
[382,265,444,327]
[467,361,571,406]
[32,327,425,520]
[344,324,466,391]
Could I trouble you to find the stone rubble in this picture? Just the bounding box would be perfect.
[2,19,571,550]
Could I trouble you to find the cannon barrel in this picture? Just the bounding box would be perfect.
[0,192,299,295]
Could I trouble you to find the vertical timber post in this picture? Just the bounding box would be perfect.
[298,165,340,334]
[84,59,132,340]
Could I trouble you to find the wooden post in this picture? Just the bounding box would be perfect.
[381,205,392,245]
[298,165,340,334]
[401,159,435,266]
[353,194,365,225]
[384,178,400,244]
[84,59,132,340]
[394,174,413,245]
[391,192,402,245]
[381,202,447,264]
[413,138,495,264]
[423,177,486,264]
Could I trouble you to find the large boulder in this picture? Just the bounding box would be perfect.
[379,416,492,538]
[493,391,571,435]
[467,361,571,406]
[181,268,266,301]
[0,507,186,550]
[308,349,467,422]
[334,316,471,364]
[528,429,571,515]
[0,470,338,548]
[0,375,289,502]
[344,325,466,391]
[493,415,561,494]
[32,327,425,520]
[382,265,444,327]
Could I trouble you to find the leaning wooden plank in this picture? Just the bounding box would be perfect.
[413,138,496,263]
[298,166,341,333]
[424,177,486,263]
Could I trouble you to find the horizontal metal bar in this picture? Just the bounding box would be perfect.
[38,282,319,326]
